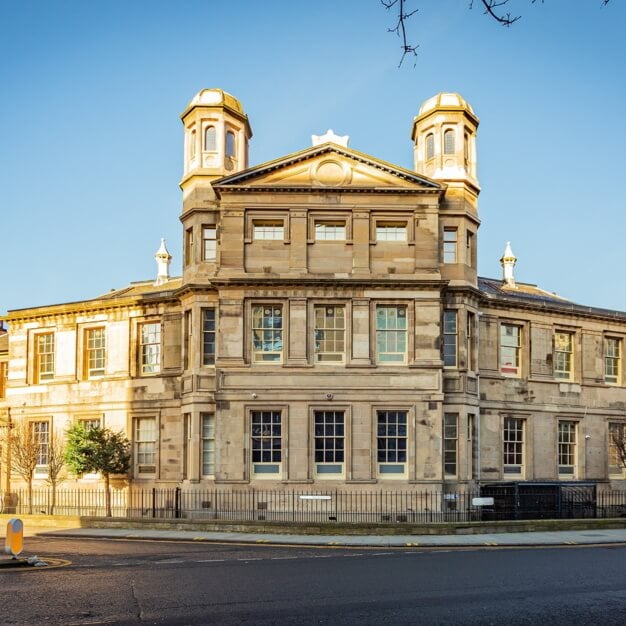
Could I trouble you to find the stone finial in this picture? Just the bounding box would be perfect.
[312,129,349,147]
[154,238,172,286]
[500,241,517,288]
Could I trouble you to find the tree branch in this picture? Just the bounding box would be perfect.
[382,0,419,67]
[383,1,611,67]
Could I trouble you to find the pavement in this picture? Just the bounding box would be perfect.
[32,525,626,547]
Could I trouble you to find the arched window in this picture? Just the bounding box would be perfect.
[425,133,435,160]
[225,131,236,158]
[189,129,196,158]
[443,129,455,155]
[204,126,216,152]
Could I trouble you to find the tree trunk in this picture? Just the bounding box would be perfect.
[50,480,57,515]
[104,473,112,517]
[27,477,33,515]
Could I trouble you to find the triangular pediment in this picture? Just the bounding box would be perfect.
[212,143,443,194]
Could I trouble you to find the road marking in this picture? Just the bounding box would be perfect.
[564,541,577,545]
[193,537,206,541]
[237,558,263,561]
[371,552,393,556]
[196,559,225,562]
[327,542,343,546]
[405,542,420,547]
[256,539,270,543]
[271,556,298,560]
[155,559,184,564]
[483,542,498,546]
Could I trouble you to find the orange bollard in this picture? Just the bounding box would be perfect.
[5,518,23,558]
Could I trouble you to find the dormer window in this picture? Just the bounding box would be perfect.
[425,133,435,160]
[225,131,236,158]
[204,126,216,151]
[443,129,455,155]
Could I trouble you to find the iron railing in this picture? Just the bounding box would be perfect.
[2,487,626,523]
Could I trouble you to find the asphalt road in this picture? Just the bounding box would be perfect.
[2,537,626,625]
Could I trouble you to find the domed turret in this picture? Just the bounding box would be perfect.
[411,92,479,186]
[180,88,252,186]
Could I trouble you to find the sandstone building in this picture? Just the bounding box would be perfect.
[1,90,626,494]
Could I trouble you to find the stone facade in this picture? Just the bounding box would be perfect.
[1,89,625,494]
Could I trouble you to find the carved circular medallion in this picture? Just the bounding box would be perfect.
[311,159,351,186]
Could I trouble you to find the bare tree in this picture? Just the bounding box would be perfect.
[382,0,612,66]
[45,434,66,515]
[4,422,38,514]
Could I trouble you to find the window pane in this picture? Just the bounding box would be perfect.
[135,417,156,473]
[32,422,50,466]
[500,325,521,376]
[204,126,216,151]
[202,308,216,365]
[443,310,457,368]
[425,133,434,160]
[315,411,345,468]
[443,413,457,475]
[253,221,284,240]
[376,306,407,363]
[376,223,407,242]
[86,328,106,377]
[377,411,407,468]
[443,129,455,155]
[252,306,283,362]
[226,131,236,158]
[554,332,573,379]
[503,417,524,469]
[443,228,457,263]
[140,323,161,374]
[315,222,346,241]
[314,305,345,362]
[203,226,216,261]
[605,338,620,383]
[251,411,281,464]
[201,413,215,475]
[36,333,55,380]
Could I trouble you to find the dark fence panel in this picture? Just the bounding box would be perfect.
[480,482,598,521]
[2,486,626,523]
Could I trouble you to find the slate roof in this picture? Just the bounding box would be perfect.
[96,278,183,301]
[478,277,626,320]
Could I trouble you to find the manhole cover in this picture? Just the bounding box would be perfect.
[0,557,71,571]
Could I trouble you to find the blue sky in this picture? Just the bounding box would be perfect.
[1,0,625,315]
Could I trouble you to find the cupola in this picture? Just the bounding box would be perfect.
[180,88,252,186]
[411,92,479,187]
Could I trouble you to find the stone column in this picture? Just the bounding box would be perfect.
[289,209,308,271]
[287,298,308,366]
[350,299,371,366]
[216,296,245,366]
[352,210,370,274]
